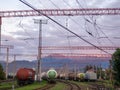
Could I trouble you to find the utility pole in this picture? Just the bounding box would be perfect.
[109,60,112,82]
[34,19,47,82]
[0,45,14,79]
[74,64,77,80]
[6,47,9,79]
[0,17,2,54]
[99,64,102,80]
[13,55,16,79]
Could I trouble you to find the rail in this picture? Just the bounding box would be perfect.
[34,84,55,90]
[57,80,81,90]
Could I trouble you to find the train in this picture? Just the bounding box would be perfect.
[16,68,35,86]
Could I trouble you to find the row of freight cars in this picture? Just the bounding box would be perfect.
[57,71,97,81]
[41,68,97,82]
[15,68,97,86]
[16,68,57,85]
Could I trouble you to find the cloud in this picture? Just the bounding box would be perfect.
[1,0,120,60]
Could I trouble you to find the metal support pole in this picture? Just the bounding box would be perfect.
[6,47,9,79]
[74,64,77,80]
[34,19,47,82]
[38,20,42,82]
[0,17,2,54]
[13,55,16,79]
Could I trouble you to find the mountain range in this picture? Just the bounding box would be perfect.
[0,54,111,73]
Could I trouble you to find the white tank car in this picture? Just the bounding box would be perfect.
[85,71,97,81]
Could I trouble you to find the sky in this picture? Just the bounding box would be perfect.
[0,0,120,61]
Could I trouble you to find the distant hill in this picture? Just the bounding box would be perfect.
[0,55,110,73]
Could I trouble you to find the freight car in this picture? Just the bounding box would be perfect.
[47,68,57,83]
[16,68,35,86]
[76,73,85,81]
[68,73,76,80]
[85,71,97,81]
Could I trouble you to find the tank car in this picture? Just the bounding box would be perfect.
[58,73,65,79]
[16,68,35,86]
[76,73,85,81]
[41,72,47,80]
[68,73,76,80]
[47,68,57,83]
[85,71,97,81]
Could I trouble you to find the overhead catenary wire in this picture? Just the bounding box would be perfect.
[50,0,85,32]
[18,20,33,39]
[19,0,111,55]
[96,25,116,46]
[43,0,87,39]
[18,19,36,48]
[75,0,104,39]
[85,17,116,46]
[75,0,96,37]
[97,24,120,30]
[49,0,60,9]
[38,0,70,40]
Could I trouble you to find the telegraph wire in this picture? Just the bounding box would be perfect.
[19,0,112,55]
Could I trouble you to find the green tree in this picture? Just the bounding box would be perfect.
[0,63,5,80]
[112,48,120,86]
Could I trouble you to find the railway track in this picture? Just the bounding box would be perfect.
[57,80,81,90]
[0,80,17,90]
[89,83,111,90]
[34,84,55,90]
[0,79,15,83]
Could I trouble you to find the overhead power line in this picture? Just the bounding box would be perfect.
[19,0,111,55]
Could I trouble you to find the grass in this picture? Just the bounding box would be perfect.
[50,82,66,90]
[16,81,47,90]
[0,81,17,89]
[0,80,47,90]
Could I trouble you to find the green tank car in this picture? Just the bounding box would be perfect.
[47,68,57,83]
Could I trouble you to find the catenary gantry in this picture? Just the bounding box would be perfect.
[0,8,120,17]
